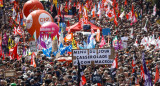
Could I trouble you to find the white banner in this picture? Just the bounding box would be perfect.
[72,48,114,65]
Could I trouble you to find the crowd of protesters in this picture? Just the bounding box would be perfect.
[0,0,160,86]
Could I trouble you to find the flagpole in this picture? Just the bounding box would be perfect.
[77,58,80,86]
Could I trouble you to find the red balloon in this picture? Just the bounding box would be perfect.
[40,22,59,38]
[26,10,53,38]
[23,0,44,17]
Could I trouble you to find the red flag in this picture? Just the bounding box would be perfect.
[10,44,18,60]
[2,52,5,60]
[114,16,118,26]
[111,54,118,69]
[124,0,127,5]
[0,0,3,7]
[97,83,102,86]
[91,5,96,18]
[99,35,106,48]
[132,56,136,73]
[155,65,159,83]
[31,52,36,67]
[78,58,86,86]
[50,4,53,12]
[131,4,134,17]
[141,65,145,79]
[67,20,70,27]
[64,33,73,42]
[58,5,61,17]
[73,2,76,7]
[112,0,116,7]
[64,1,68,13]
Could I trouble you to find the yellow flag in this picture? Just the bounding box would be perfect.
[53,0,57,7]
[11,40,15,48]
[8,38,11,49]
[135,12,138,18]
[72,38,77,49]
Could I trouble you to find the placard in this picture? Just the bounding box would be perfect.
[29,41,37,52]
[92,75,102,83]
[102,28,111,36]
[72,48,115,65]
[5,70,15,78]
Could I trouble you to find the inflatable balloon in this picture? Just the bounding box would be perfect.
[26,10,53,38]
[23,0,44,17]
[40,22,59,39]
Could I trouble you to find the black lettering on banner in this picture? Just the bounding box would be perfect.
[90,49,96,53]
[94,60,114,64]
[73,50,87,54]
[80,61,90,64]
[93,55,96,59]
[89,55,97,59]
[73,60,76,65]
[98,55,108,58]
[98,49,110,54]
[73,51,77,54]
[95,60,98,63]
[79,56,82,59]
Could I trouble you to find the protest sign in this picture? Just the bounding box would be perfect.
[4,70,15,78]
[102,28,111,36]
[29,41,37,52]
[72,48,115,65]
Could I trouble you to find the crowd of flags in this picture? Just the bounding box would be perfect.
[0,0,159,85]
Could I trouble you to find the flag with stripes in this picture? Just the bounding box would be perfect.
[77,58,86,86]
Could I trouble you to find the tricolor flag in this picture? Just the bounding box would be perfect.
[112,36,118,47]
[77,58,86,86]
[110,53,118,81]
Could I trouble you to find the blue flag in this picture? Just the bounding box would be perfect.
[83,41,87,49]
[78,44,84,49]
[87,35,91,44]
[42,47,52,57]
[87,39,95,49]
